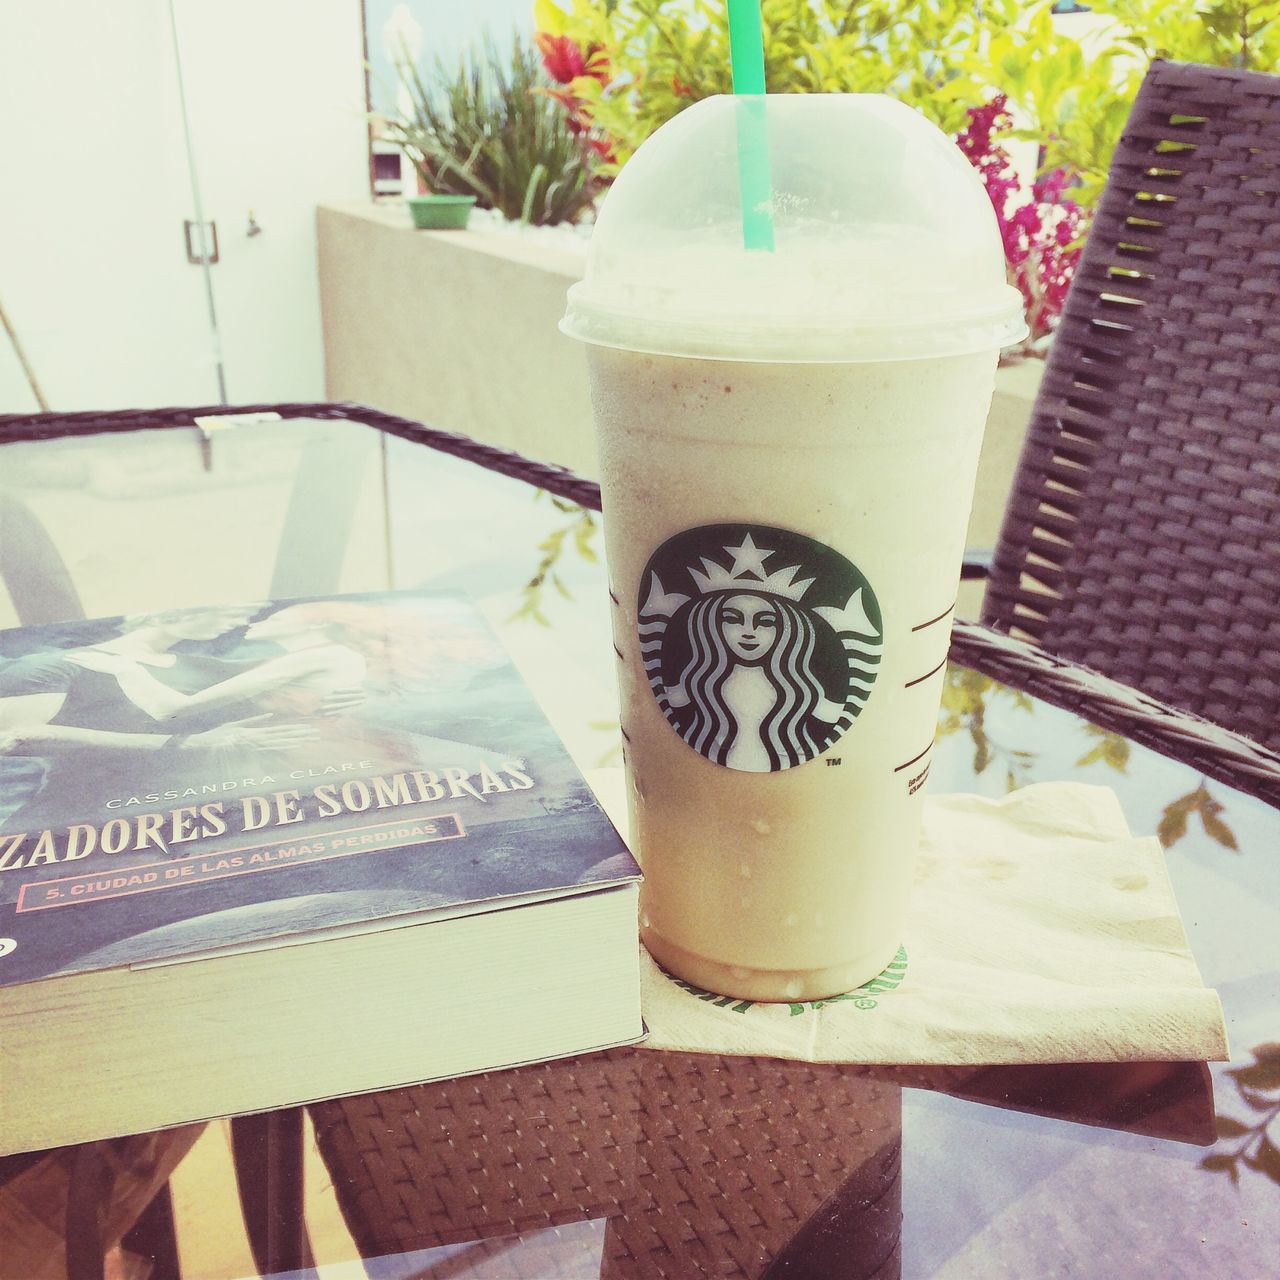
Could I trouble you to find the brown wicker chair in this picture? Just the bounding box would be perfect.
[953,59,1280,809]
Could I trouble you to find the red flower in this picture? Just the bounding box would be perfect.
[536,33,610,86]
[534,32,617,169]
[541,85,587,130]
[586,134,616,164]
[536,32,584,83]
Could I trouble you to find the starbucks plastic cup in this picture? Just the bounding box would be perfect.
[562,94,1026,1001]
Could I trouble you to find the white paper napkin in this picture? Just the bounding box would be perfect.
[587,772,1229,1066]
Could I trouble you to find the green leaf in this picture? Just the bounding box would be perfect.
[521,161,547,224]
[1199,1152,1240,1182]
[574,520,599,562]
[1244,1135,1280,1186]
[533,0,567,37]
[1102,736,1130,772]
[1157,796,1193,847]
[1037,55,1064,113]
[1240,1087,1280,1113]
[1213,1115,1251,1138]
[967,721,988,768]
[1227,1060,1280,1091]
[931,77,983,103]
[940,682,980,716]
[1200,1152,1238,1170]
[1200,807,1239,850]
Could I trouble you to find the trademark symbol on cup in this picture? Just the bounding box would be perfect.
[0,938,16,959]
[826,758,842,767]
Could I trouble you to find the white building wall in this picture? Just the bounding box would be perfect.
[0,0,370,414]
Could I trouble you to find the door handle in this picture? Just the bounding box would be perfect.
[184,218,219,264]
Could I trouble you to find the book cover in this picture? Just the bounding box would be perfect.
[0,592,638,989]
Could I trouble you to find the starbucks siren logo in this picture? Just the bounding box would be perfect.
[638,523,883,771]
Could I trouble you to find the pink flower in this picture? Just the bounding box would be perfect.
[955,96,1087,345]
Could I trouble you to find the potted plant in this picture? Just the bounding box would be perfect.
[403,186,478,231]
[379,32,603,231]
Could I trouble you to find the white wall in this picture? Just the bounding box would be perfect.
[0,0,370,414]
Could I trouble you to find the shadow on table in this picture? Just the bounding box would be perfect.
[875,1059,1217,1147]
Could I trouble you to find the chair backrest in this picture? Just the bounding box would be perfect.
[982,60,1280,750]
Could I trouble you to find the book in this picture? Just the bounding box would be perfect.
[0,591,642,1155]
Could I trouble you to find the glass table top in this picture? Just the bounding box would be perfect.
[0,411,1275,1279]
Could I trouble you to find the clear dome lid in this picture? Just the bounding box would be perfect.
[562,94,1028,363]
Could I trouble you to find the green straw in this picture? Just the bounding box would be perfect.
[726,0,775,252]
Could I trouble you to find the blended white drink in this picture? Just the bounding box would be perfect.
[564,96,1025,1000]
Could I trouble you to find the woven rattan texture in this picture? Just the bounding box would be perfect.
[0,402,603,513]
[309,1050,637,1258]
[309,1048,901,1279]
[982,61,1280,751]
[951,619,1280,808]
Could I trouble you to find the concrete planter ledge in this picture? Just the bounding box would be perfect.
[317,200,1043,603]
[318,202,596,475]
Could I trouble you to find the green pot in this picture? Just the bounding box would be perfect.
[405,194,477,230]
